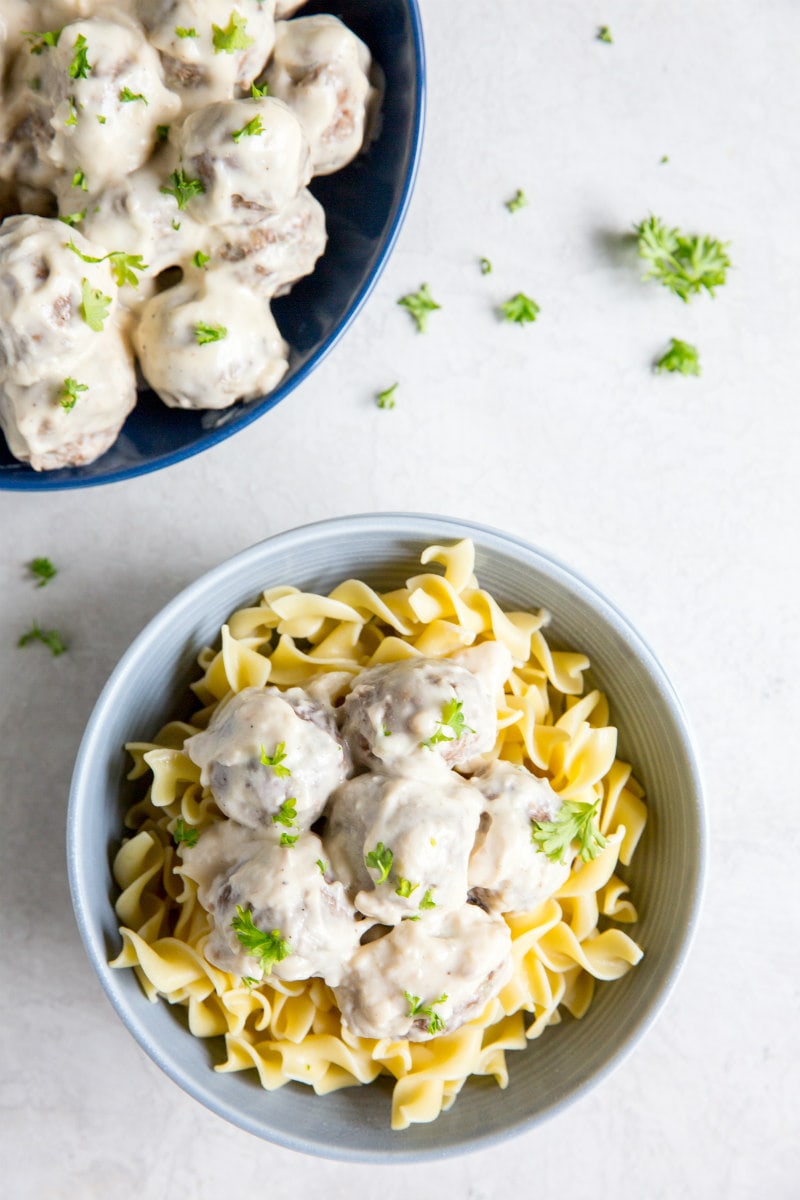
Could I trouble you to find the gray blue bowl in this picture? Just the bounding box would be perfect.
[1,0,425,490]
[67,514,706,1160]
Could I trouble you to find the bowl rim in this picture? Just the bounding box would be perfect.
[67,512,707,1161]
[1,1,427,493]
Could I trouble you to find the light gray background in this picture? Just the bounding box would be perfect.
[1,1,798,1196]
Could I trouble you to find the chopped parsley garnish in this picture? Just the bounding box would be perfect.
[404,991,448,1034]
[192,249,210,269]
[59,377,88,411]
[119,87,147,105]
[173,818,199,847]
[397,283,440,333]
[532,798,607,863]
[422,697,474,748]
[212,12,255,54]
[66,240,148,289]
[156,124,170,142]
[597,26,613,43]
[419,888,436,910]
[479,256,492,275]
[79,278,111,331]
[506,188,527,213]
[659,155,669,165]
[231,906,291,975]
[59,211,85,227]
[194,322,227,345]
[232,115,263,143]
[160,168,205,210]
[271,798,297,827]
[23,29,62,55]
[18,620,66,656]
[69,33,91,79]
[241,975,259,988]
[72,169,88,192]
[175,26,198,38]
[381,725,392,737]
[279,832,299,847]
[260,742,291,776]
[251,81,269,98]
[500,292,540,325]
[29,558,57,587]
[634,215,731,302]
[376,383,398,410]
[316,859,327,875]
[654,338,701,376]
[395,877,419,899]
[365,842,393,885]
[65,96,78,126]
[96,114,106,125]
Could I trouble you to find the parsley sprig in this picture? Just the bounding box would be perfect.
[376,383,398,410]
[260,742,291,777]
[654,338,701,376]
[173,818,199,847]
[500,292,540,325]
[422,697,474,748]
[212,12,255,54]
[69,33,91,79]
[23,29,62,55]
[365,842,393,885]
[395,877,419,899]
[635,215,731,302]
[79,278,111,331]
[18,620,66,656]
[398,283,440,333]
[232,115,263,143]
[531,798,607,863]
[119,87,147,105]
[506,188,527,213]
[30,558,57,587]
[405,991,448,1035]
[597,26,613,44]
[59,377,88,411]
[271,798,297,827]
[194,322,227,345]
[231,906,292,975]
[160,168,205,210]
[66,239,148,289]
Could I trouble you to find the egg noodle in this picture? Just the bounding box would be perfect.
[111,540,647,1129]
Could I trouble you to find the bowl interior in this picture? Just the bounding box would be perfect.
[68,514,705,1161]
[0,0,425,490]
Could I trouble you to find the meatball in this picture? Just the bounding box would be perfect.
[173,96,310,226]
[184,685,350,829]
[181,820,361,986]
[135,0,277,113]
[262,15,375,176]
[207,187,326,297]
[468,760,571,914]
[334,906,513,1042]
[133,270,289,408]
[324,772,482,924]
[341,657,500,775]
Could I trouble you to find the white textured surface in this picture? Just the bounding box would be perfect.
[1,0,798,1195]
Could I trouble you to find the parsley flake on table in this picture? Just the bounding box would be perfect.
[395,877,419,899]
[23,29,62,55]
[69,32,91,79]
[194,322,227,345]
[59,377,88,411]
[506,188,527,213]
[175,26,198,38]
[532,798,607,863]
[272,798,297,828]
[160,167,205,210]
[500,292,540,325]
[376,382,398,410]
[404,991,448,1035]
[119,87,147,105]
[192,249,210,269]
[79,278,111,331]
[232,115,264,142]
[260,741,291,777]
[654,338,701,376]
[597,25,613,43]
[397,282,440,332]
[231,906,291,975]
[18,620,67,656]
[173,818,199,847]
[422,697,474,748]
[212,12,255,54]
[365,842,393,884]
[634,215,731,302]
[479,256,492,275]
[72,168,88,191]
[29,558,57,587]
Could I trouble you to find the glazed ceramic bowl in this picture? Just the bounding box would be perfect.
[0,1,425,490]
[67,513,705,1160]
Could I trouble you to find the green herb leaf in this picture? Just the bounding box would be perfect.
[260,741,291,777]
[659,155,669,165]
[271,798,297,828]
[72,169,88,191]
[506,188,527,213]
[192,249,210,269]
[279,832,299,847]
[66,240,148,289]
[18,620,67,656]
[23,29,62,55]
[173,818,200,847]
[365,842,393,885]
[79,278,111,331]
[241,975,259,988]
[404,991,448,1035]
[65,96,78,127]
[69,33,91,79]
[597,26,613,43]
[119,87,147,105]
[96,114,106,125]
[58,211,85,228]
[231,906,291,975]
[175,26,198,38]
[376,383,398,410]
[251,81,269,98]
[422,696,474,748]
[194,322,227,345]
[397,283,440,333]
[654,337,701,377]
[212,12,255,54]
[59,377,88,411]
[634,215,731,302]
[232,114,263,143]
[156,124,170,142]
[395,877,419,899]
[479,256,492,275]
[316,859,327,876]
[30,558,57,587]
[419,888,436,910]
[531,798,607,863]
[500,292,540,325]
[160,168,205,210]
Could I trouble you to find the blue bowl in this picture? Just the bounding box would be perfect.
[67,513,706,1161]
[0,1,425,490]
